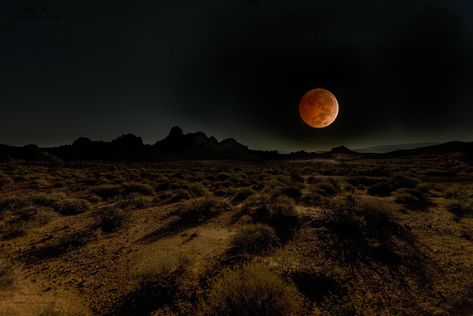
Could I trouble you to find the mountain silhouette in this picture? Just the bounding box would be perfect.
[0,127,472,162]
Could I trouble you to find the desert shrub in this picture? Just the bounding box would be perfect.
[369,175,419,197]
[290,270,343,303]
[227,224,280,259]
[395,187,431,211]
[448,199,473,221]
[271,185,302,200]
[111,254,190,315]
[0,258,15,289]
[1,206,53,240]
[368,182,395,197]
[122,183,155,196]
[390,174,419,189]
[216,172,231,181]
[31,193,67,208]
[118,195,154,210]
[176,196,229,226]
[139,197,229,243]
[201,263,302,316]
[231,188,255,204]
[0,195,31,214]
[99,207,126,232]
[306,176,321,184]
[91,184,123,199]
[346,176,379,187]
[240,195,300,241]
[0,173,14,188]
[314,179,340,197]
[157,189,192,205]
[290,173,304,183]
[320,199,420,266]
[56,198,91,215]
[187,183,207,196]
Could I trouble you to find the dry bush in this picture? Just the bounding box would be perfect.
[99,207,126,232]
[0,195,34,214]
[270,185,303,200]
[226,224,280,259]
[0,206,53,240]
[231,188,256,204]
[117,195,154,210]
[122,182,155,196]
[111,253,191,315]
[448,199,473,221]
[368,175,419,197]
[0,258,15,289]
[240,195,300,241]
[290,270,343,304]
[395,187,431,211]
[313,179,341,197]
[320,199,422,269]
[0,173,14,189]
[200,263,302,316]
[90,184,123,199]
[368,182,395,197]
[174,196,229,227]
[56,198,91,215]
[23,227,96,262]
[139,196,229,243]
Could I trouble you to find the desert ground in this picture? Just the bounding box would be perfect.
[1,155,473,315]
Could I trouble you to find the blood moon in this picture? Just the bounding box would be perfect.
[299,88,339,128]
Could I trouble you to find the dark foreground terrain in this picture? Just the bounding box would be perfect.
[1,154,473,315]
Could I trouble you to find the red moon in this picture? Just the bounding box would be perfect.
[299,88,339,128]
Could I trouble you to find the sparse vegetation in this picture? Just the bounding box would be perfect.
[0,159,472,315]
[226,224,280,259]
[201,263,302,316]
[99,207,126,232]
[0,258,15,289]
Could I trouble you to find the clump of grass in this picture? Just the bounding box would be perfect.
[271,185,302,200]
[118,195,154,210]
[0,206,53,240]
[0,173,14,189]
[320,199,421,267]
[200,263,302,316]
[139,196,229,243]
[448,199,473,221]
[0,195,32,214]
[313,179,341,197]
[231,188,256,204]
[226,224,280,259]
[90,184,123,199]
[99,207,126,232]
[175,196,230,227]
[368,175,419,197]
[111,253,191,315]
[395,186,431,211]
[368,182,395,197]
[122,183,155,196]
[0,258,15,289]
[23,227,96,262]
[240,195,300,241]
[56,198,91,215]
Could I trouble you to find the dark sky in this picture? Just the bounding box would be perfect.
[1,0,473,151]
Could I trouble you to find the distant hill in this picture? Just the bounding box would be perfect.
[383,141,473,157]
[0,127,317,162]
[0,128,471,162]
[354,142,439,153]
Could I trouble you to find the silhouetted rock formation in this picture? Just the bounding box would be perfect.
[329,146,356,155]
[1,127,471,162]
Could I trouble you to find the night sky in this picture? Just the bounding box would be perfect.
[1,0,473,151]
